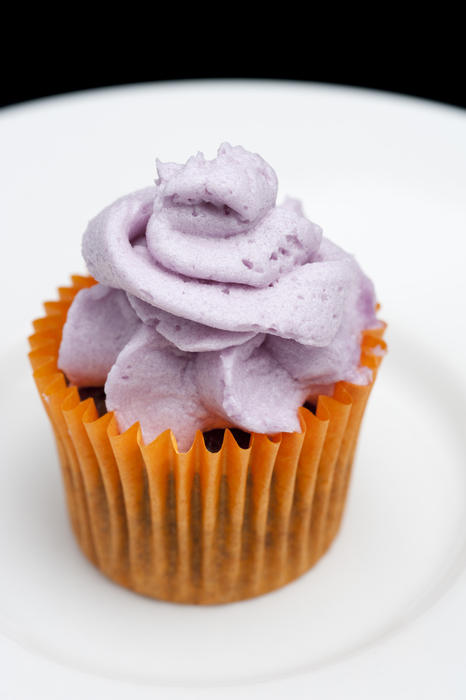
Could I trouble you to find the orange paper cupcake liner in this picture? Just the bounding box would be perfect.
[29,276,386,604]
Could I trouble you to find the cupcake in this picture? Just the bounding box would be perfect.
[29,143,386,604]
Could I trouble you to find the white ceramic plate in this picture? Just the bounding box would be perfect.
[1,81,465,700]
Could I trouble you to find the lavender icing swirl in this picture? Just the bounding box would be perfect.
[58,143,378,451]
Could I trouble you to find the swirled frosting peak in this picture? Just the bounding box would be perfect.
[153,142,278,237]
[146,143,322,289]
[59,144,379,451]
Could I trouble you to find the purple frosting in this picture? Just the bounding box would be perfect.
[58,143,378,451]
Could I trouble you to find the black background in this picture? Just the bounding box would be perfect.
[2,17,464,111]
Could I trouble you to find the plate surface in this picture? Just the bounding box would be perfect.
[1,80,465,699]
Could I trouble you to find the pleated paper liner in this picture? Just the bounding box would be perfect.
[29,276,386,604]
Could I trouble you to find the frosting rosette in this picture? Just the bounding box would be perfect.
[58,143,378,451]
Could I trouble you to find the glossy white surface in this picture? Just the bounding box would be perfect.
[1,80,465,699]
